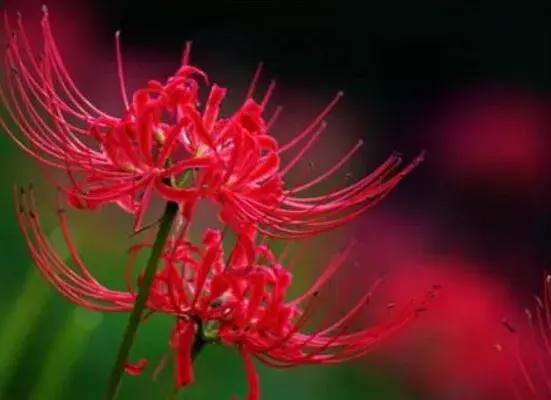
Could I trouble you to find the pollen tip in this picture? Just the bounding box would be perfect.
[535,295,544,309]
[357,139,364,146]
[41,4,49,16]
[16,10,21,20]
[502,318,517,334]
[416,150,427,162]
[415,307,427,315]
[337,90,344,98]
[115,30,121,38]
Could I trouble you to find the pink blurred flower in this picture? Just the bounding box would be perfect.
[376,258,524,399]
[429,87,550,197]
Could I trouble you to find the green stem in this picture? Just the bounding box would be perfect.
[105,201,179,400]
[167,332,208,400]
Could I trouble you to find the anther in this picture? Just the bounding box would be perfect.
[535,296,544,310]
[210,298,223,308]
[502,318,517,334]
[415,307,427,315]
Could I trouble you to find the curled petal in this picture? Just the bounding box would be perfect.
[124,359,148,376]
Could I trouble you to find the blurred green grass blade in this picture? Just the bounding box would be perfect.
[0,228,65,396]
[0,269,52,393]
[30,308,102,400]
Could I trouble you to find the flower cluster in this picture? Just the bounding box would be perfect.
[2,8,435,400]
[0,8,423,240]
[16,186,436,398]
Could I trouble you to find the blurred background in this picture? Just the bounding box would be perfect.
[0,0,550,399]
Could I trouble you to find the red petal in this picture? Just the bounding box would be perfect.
[240,347,259,400]
[174,323,196,387]
[124,358,148,376]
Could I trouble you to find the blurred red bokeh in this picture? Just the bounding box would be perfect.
[428,86,550,199]
[379,259,523,399]
[351,209,540,399]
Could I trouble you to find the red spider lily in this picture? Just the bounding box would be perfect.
[15,187,437,400]
[1,8,423,238]
[0,9,217,231]
[497,274,551,400]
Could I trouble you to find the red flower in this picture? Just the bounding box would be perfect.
[2,8,423,237]
[497,274,551,399]
[15,187,437,400]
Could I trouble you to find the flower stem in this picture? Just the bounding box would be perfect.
[167,332,208,400]
[106,201,179,400]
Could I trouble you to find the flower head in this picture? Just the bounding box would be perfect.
[15,187,437,399]
[2,8,423,238]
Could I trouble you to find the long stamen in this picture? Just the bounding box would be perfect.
[114,31,130,111]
